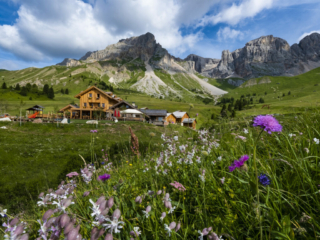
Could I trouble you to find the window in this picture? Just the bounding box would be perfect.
[84,103,87,107]
[102,103,105,108]
[158,117,163,121]
[89,93,92,98]
[97,94,100,99]
[98,103,100,107]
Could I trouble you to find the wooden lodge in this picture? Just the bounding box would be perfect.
[60,86,122,119]
[165,111,197,129]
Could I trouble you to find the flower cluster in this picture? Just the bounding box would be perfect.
[253,115,282,134]
[170,181,186,191]
[258,174,271,186]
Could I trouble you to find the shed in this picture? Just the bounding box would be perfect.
[139,109,167,124]
[182,118,197,129]
[173,111,189,123]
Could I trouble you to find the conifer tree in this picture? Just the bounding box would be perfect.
[15,83,20,91]
[43,84,49,95]
[1,82,7,89]
[65,88,69,94]
[48,87,55,99]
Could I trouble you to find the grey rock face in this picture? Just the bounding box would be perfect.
[80,32,159,62]
[184,54,219,72]
[56,58,82,67]
[201,33,320,79]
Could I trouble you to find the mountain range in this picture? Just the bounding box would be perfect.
[57,32,320,80]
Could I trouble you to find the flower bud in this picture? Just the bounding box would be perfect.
[130,231,136,237]
[99,200,107,211]
[60,213,70,228]
[157,190,162,195]
[62,199,72,209]
[135,196,141,203]
[107,197,114,208]
[20,234,29,240]
[169,222,176,230]
[61,181,65,185]
[14,225,24,236]
[146,206,151,213]
[55,189,65,196]
[148,191,154,196]
[96,196,105,205]
[48,189,53,193]
[39,192,44,198]
[101,208,109,216]
[112,209,121,220]
[165,193,170,201]
[104,233,113,240]
[67,227,79,240]
[161,212,166,219]
[83,191,90,197]
[239,163,248,172]
[43,209,54,221]
[45,217,56,229]
[175,222,181,232]
[10,218,19,227]
[207,226,212,232]
[64,222,74,235]
[202,228,209,236]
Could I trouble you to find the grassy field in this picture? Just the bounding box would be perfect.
[0,120,193,213]
[1,111,320,239]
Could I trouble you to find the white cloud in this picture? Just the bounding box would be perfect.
[198,0,274,26]
[298,30,320,41]
[217,27,244,41]
[0,0,219,63]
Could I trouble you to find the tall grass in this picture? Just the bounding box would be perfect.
[1,112,320,239]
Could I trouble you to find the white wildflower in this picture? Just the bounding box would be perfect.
[168,206,176,214]
[164,224,172,237]
[0,209,7,217]
[199,175,205,182]
[314,138,319,144]
[102,217,125,234]
[217,156,222,161]
[243,128,249,134]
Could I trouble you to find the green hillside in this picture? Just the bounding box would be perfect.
[215,67,320,116]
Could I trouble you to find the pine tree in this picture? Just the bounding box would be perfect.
[265,92,267,95]
[288,91,291,95]
[43,84,49,95]
[15,83,20,91]
[65,88,69,94]
[1,82,7,89]
[61,88,65,94]
[282,93,285,97]
[20,86,28,96]
[48,87,55,99]
[231,110,236,118]
[227,104,232,112]
[221,104,226,114]
[250,97,253,104]
[26,83,32,92]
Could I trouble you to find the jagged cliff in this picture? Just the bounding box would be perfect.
[196,33,320,79]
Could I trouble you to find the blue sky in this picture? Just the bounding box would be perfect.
[0,0,319,70]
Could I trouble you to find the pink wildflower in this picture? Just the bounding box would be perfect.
[170,181,186,192]
[66,172,79,178]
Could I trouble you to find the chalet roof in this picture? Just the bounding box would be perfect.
[173,111,188,118]
[59,104,80,112]
[167,113,172,117]
[183,118,196,123]
[26,105,45,111]
[110,100,137,110]
[140,109,167,117]
[74,86,121,102]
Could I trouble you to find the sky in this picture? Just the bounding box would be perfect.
[0,0,319,70]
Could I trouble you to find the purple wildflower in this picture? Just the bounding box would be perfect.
[90,130,98,133]
[258,174,271,186]
[229,155,249,172]
[98,174,111,182]
[101,162,105,165]
[253,115,282,134]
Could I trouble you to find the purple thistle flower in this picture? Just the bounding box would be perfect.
[229,155,249,172]
[98,174,110,182]
[253,115,282,134]
[258,174,271,186]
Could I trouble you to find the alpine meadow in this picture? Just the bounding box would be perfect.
[1,1,320,240]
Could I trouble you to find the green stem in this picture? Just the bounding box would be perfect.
[253,145,262,240]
